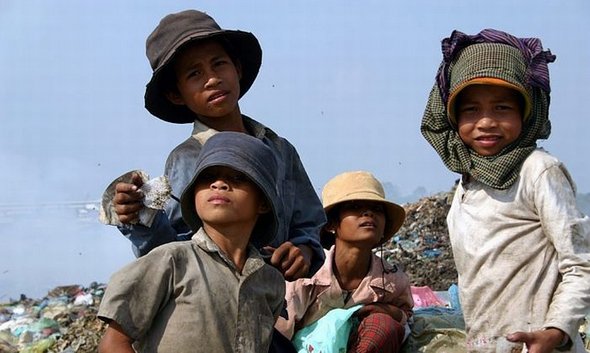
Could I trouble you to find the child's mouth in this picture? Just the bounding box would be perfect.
[208,91,228,103]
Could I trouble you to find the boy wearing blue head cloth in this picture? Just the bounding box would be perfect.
[98,132,285,353]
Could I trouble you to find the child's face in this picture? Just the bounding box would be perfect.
[194,166,268,230]
[167,41,242,121]
[332,200,386,248]
[456,85,523,156]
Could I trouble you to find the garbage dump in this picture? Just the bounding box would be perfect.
[1,187,588,352]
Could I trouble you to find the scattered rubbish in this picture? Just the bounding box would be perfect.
[0,283,106,353]
[382,188,458,291]
[2,185,588,352]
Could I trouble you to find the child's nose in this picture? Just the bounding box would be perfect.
[204,75,222,88]
[210,179,229,190]
[361,208,374,217]
[476,114,498,128]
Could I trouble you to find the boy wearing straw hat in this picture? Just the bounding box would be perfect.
[421,29,590,353]
[98,132,285,353]
[276,171,414,353]
[110,10,325,280]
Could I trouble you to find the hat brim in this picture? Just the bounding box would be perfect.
[447,77,532,127]
[145,30,262,124]
[320,197,406,249]
[178,133,280,248]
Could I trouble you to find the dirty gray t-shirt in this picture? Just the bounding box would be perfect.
[98,228,285,353]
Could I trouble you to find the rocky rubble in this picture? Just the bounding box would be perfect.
[384,188,458,291]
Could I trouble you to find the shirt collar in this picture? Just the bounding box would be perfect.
[190,115,269,145]
[191,228,267,275]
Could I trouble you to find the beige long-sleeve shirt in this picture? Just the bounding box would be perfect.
[447,149,590,353]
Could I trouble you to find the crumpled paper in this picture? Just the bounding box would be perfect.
[99,170,172,228]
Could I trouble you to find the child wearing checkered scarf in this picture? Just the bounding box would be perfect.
[421,28,590,353]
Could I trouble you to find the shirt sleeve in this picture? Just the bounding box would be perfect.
[384,271,415,327]
[274,279,312,340]
[97,248,177,340]
[534,162,590,339]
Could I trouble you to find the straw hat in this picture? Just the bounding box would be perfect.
[320,171,405,248]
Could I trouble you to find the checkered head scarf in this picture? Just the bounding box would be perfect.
[421,29,556,189]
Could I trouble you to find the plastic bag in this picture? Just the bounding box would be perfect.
[99,170,172,227]
[292,305,362,353]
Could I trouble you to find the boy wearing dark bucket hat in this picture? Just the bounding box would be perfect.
[98,132,285,353]
[276,171,414,353]
[111,9,325,280]
[421,29,590,353]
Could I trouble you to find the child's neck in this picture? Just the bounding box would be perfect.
[202,224,252,273]
[197,108,247,133]
[332,243,372,291]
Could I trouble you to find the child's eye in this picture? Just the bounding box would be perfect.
[341,202,385,214]
[228,173,248,184]
[187,69,203,78]
[371,204,386,213]
[496,104,514,111]
[198,172,216,183]
[213,59,229,67]
[459,105,477,113]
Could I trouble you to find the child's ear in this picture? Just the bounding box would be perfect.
[257,200,270,214]
[235,60,243,80]
[324,219,339,235]
[165,91,185,106]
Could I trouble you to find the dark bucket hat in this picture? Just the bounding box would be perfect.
[145,10,262,124]
[180,132,281,248]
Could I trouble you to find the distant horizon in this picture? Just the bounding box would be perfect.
[2,182,589,302]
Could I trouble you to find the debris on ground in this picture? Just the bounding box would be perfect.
[382,188,457,291]
[2,185,588,352]
[0,283,106,353]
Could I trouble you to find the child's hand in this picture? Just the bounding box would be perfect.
[262,242,311,281]
[113,172,145,224]
[506,328,567,353]
[356,303,404,322]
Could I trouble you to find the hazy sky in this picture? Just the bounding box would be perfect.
[1,0,589,299]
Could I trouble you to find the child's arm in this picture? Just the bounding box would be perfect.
[99,321,135,353]
[533,162,590,345]
[117,143,199,256]
[281,146,326,276]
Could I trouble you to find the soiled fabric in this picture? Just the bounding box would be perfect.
[447,149,590,353]
[275,246,413,341]
[348,313,405,353]
[98,228,285,353]
[421,29,555,190]
[119,115,326,274]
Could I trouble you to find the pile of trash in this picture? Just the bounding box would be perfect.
[383,188,457,291]
[0,283,106,353]
[1,186,588,352]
